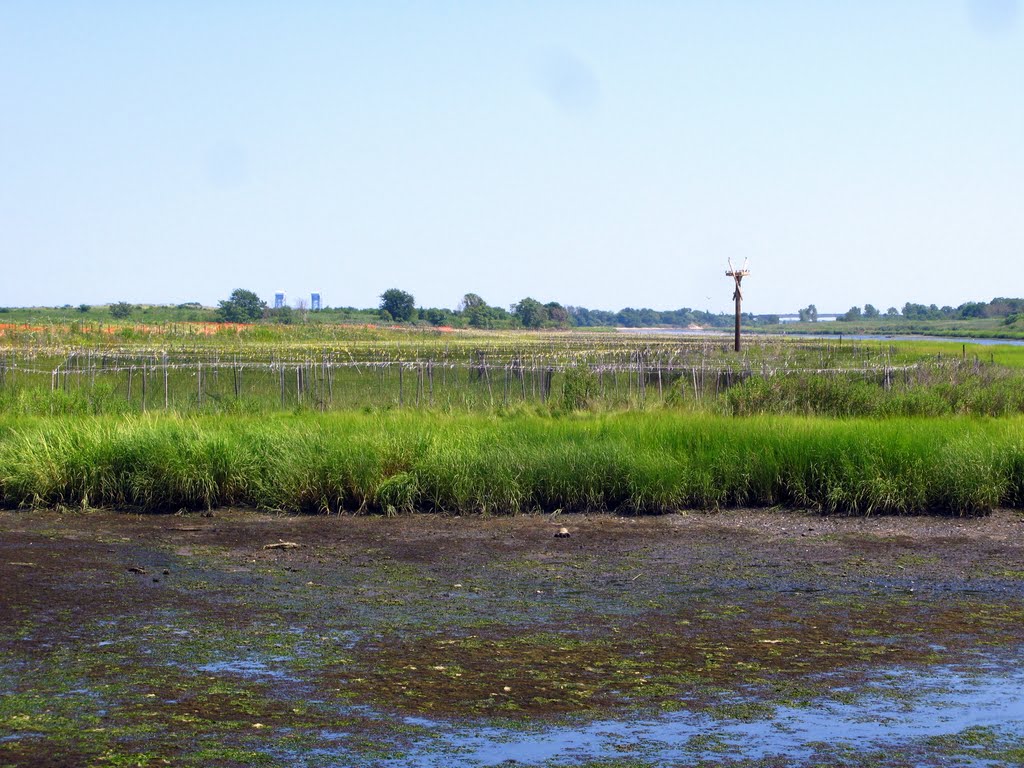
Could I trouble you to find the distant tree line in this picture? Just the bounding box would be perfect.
[836,297,1024,323]
[202,289,1024,330]
[209,287,786,329]
[5,291,1021,331]
[568,305,777,328]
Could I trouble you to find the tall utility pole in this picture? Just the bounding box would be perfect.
[725,258,750,352]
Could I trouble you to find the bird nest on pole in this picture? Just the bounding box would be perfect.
[726,270,749,299]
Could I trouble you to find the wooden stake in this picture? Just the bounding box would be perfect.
[725,262,750,352]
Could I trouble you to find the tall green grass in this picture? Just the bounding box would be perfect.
[1,412,1021,516]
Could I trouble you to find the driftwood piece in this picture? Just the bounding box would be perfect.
[263,541,302,550]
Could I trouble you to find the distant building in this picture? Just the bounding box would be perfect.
[274,291,286,309]
[311,292,321,311]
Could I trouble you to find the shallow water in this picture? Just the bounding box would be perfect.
[620,327,1024,346]
[197,658,1019,766]
[197,657,296,681]
[385,664,1024,766]
[185,644,1024,765]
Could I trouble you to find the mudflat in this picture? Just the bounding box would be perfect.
[3,508,1024,767]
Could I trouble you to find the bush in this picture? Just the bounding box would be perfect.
[217,289,267,323]
[110,302,134,319]
[559,363,599,411]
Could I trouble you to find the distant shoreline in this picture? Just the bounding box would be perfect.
[617,326,1024,346]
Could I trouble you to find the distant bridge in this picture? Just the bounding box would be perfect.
[775,313,840,322]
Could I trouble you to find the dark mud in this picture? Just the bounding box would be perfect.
[3,509,1024,767]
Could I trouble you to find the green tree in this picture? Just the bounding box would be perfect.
[863,304,879,318]
[459,293,486,312]
[545,301,571,327]
[421,307,460,326]
[110,302,134,319]
[459,293,510,328]
[380,289,415,322]
[513,297,547,328]
[459,293,487,327]
[77,304,91,313]
[902,302,930,320]
[798,304,818,322]
[217,289,267,323]
[959,302,987,319]
[839,306,862,321]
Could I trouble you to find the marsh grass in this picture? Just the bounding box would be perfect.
[1,412,1019,516]
[4,333,1024,418]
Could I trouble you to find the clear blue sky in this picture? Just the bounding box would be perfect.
[2,1,1021,315]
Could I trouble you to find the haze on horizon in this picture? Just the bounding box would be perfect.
[1,1,1021,316]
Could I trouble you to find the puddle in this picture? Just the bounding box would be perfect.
[0,735,32,744]
[197,657,295,681]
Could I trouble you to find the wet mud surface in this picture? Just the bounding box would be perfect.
[3,509,1024,766]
